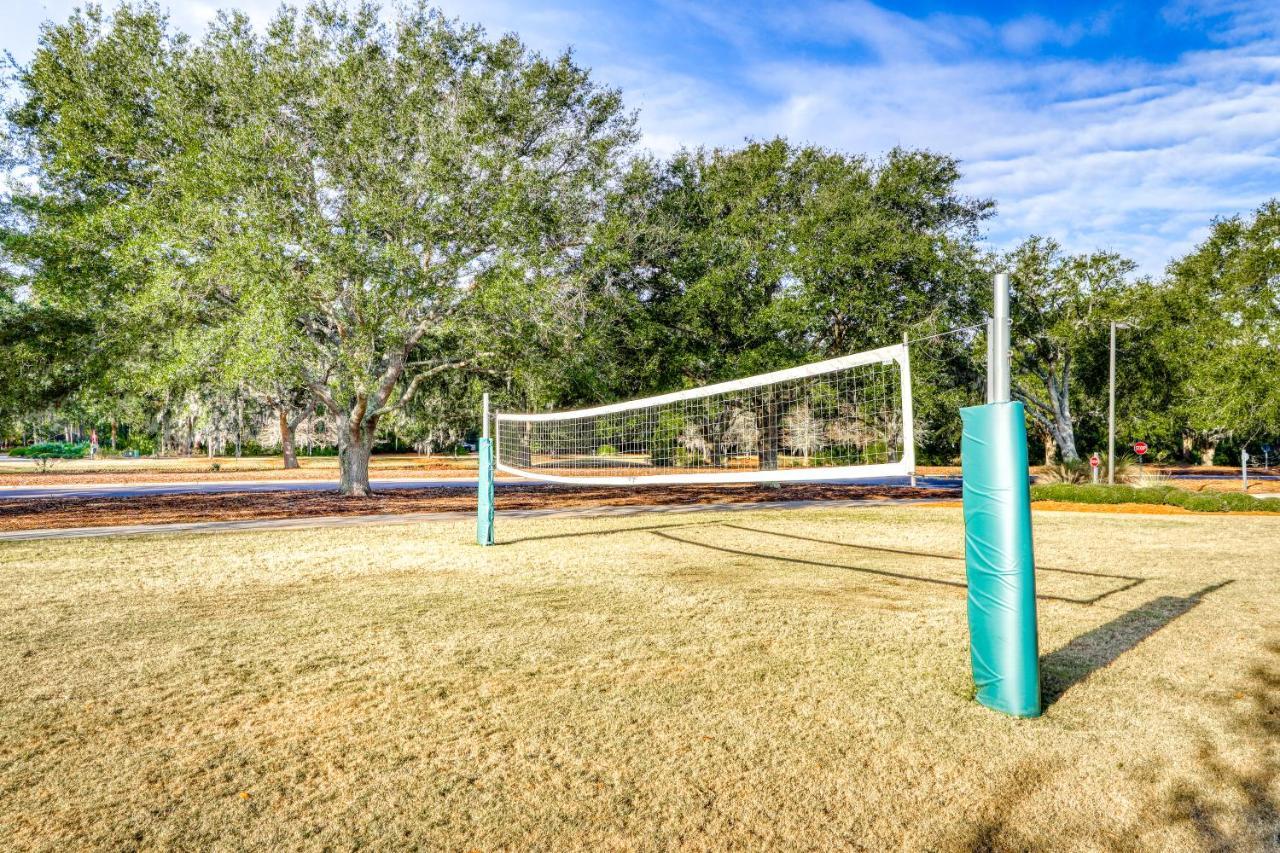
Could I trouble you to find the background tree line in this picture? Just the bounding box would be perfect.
[2,2,1278,493]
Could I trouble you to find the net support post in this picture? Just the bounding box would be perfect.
[960,273,1040,718]
[477,393,494,546]
[960,402,1040,717]
[900,332,916,488]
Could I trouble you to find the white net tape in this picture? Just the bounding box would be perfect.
[495,343,915,485]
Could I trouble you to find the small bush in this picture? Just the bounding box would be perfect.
[596,444,618,457]
[1038,461,1089,484]
[1028,483,1278,513]
[673,447,706,468]
[10,441,89,460]
[120,435,156,456]
[239,440,273,456]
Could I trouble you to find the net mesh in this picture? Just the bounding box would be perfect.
[495,344,913,484]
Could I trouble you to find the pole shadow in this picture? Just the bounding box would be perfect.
[719,523,1144,582]
[651,529,974,594]
[1041,580,1235,707]
[497,519,720,545]
[709,524,1143,605]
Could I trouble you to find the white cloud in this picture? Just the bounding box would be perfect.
[425,0,1280,274]
[999,12,1112,54]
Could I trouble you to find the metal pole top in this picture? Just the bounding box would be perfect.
[991,273,1011,404]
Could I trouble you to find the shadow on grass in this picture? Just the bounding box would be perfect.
[718,523,1144,582]
[948,640,1277,852]
[1164,639,1280,849]
[651,529,972,594]
[497,519,721,545]
[1041,580,1234,707]
[654,526,1135,606]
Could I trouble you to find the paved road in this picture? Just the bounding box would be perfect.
[0,497,940,542]
[0,475,963,500]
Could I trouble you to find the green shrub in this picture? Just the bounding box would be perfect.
[239,440,274,456]
[673,447,706,467]
[596,444,618,457]
[648,412,685,467]
[1028,483,1278,513]
[120,435,156,455]
[10,441,89,460]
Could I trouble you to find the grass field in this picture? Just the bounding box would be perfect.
[2,506,1276,850]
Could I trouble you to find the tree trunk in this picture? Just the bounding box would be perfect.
[1200,439,1219,467]
[1042,430,1056,464]
[280,408,300,469]
[338,415,377,496]
[1046,373,1080,462]
[1051,420,1079,463]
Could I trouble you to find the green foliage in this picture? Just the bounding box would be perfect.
[672,447,705,467]
[1004,237,1138,462]
[119,434,156,456]
[648,411,686,466]
[596,444,618,456]
[4,3,1277,473]
[582,140,991,462]
[5,1,634,494]
[1029,483,1279,513]
[1153,201,1280,451]
[10,441,88,459]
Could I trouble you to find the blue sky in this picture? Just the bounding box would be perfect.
[6,0,1280,274]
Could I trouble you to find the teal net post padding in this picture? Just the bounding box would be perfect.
[960,401,1041,718]
[477,437,495,546]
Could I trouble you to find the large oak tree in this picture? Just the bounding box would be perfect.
[7,2,634,493]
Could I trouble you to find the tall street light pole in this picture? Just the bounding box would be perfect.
[1107,321,1131,485]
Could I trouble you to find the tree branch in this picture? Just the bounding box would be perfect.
[1013,383,1057,419]
[370,358,481,418]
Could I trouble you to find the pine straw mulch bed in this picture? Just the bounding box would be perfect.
[0,483,957,532]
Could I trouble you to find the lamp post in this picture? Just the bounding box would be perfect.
[1107,321,1132,485]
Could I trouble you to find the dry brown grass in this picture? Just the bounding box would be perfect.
[1,506,1277,850]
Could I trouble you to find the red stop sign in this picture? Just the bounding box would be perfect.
[1089,454,1100,468]
[1133,441,1148,456]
